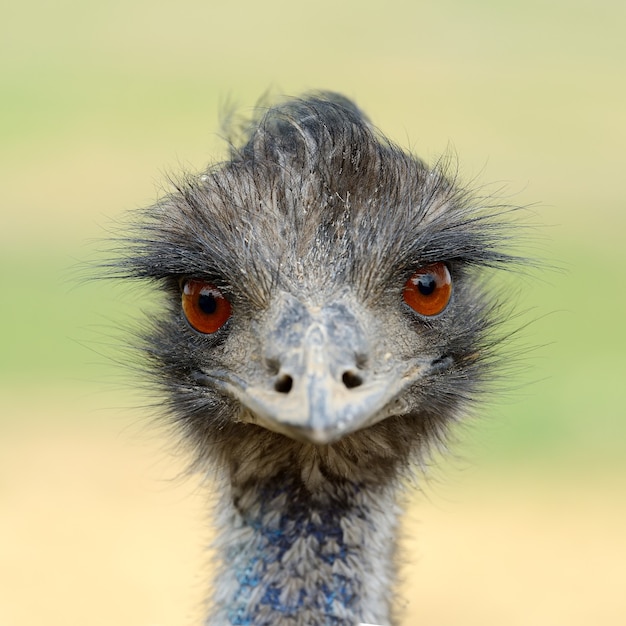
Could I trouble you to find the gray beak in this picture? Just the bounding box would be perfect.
[227,296,423,444]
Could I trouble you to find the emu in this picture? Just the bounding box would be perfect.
[117,93,516,625]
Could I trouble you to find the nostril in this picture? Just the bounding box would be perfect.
[274,374,293,394]
[342,370,363,389]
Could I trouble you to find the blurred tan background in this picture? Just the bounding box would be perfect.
[1,0,625,624]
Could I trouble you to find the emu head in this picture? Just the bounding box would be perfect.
[121,94,512,484]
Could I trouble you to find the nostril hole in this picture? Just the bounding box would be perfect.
[274,374,293,394]
[342,370,363,389]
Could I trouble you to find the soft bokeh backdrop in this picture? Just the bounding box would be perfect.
[2,0,625,624]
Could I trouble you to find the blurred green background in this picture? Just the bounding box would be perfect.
[1,0,625,624]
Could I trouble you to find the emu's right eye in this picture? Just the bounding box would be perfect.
[182,280,231,334]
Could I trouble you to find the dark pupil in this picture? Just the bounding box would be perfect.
[198,292,217,315]
[417,274,436,296]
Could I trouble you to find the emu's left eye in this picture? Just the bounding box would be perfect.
[403,262,452,317]
[182,280,231,334]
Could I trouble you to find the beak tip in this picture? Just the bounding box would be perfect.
[305,429,343,446]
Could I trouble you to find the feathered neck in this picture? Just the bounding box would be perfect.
[209,460,402,626]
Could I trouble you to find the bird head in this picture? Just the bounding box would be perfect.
[119,94,515,479]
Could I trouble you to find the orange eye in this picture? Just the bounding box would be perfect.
[403,262,452,317]
[181,280,231,334]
